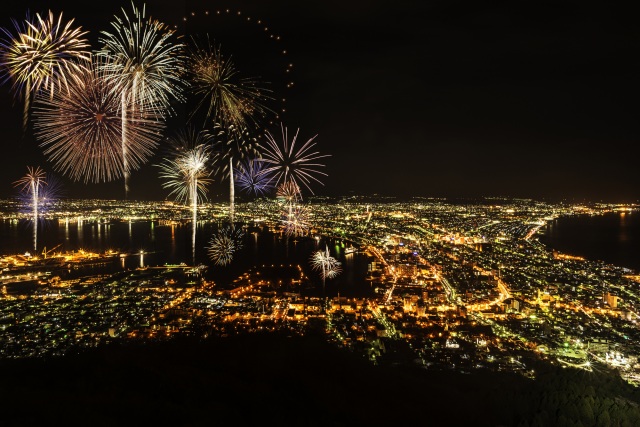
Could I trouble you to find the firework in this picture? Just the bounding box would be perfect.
[235,158,274,197]
[276,180,301,203]
[18,171,64,212]
[16,172,64,255]
[260,123,330,195]
[186,37,273,129]
[0,10,90,129]
[157,128,213,205]
[181,7,291,117]
[210,123,261,221]
[99,2,185,196]
[14,166,46,252]
[33,55,164,183]
[282,203,310,238]
[207,224,244,266]
[37,173,64,205]
[99,2,185,116]
[157,128,213,264]
[310,244,342,296]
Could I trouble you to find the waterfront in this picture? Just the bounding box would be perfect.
[540,211,640,272]
[4,198,640,389]
[0,217,373,297]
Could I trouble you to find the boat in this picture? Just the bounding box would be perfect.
[344,246,357,255]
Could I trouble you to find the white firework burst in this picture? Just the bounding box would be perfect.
[207,224,244,266]
[260,123,330,195]
[310,244,342,296]
[282,203,310,237]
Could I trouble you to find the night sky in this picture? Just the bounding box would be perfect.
[0,0,637,202]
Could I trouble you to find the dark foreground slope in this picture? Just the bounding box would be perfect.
[1,333,640,426]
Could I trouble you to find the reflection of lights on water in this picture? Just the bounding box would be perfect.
[139,250,145,268]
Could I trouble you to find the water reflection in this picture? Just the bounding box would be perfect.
[77,218,83,247]
[540,212,640,271]
[0,219,375,297]
[171,223,176,259]
[619,212,629,242]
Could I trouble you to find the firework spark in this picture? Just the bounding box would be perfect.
[0,10,90,129]
[157,128,213,264]
[235,158,274,197]
[18,171,64,212]
[260,123,330,195]
[33,55,164,183]
[276,180,301,203]
[157,129,213,205]
[282,203,310,238]
[310,244,342,296]
[207,224,244,266]
[37,173,64,206]
[186,37,273,129]
[14,166,46,252]
[99,2,185,196]
[99,2,185,116]
[210,123,260,221]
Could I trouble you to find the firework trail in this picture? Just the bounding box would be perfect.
[0,10,90,129]
[33,54,163,183]
[210,123,260,221]
[14,166,46,252]
[260,123,330,196]
[157,128,212,264]
[99,2,185,197]
[207,224,244,266]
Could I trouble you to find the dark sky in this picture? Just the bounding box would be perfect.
[0,0,638,202]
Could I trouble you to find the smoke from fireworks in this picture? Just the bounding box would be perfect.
[186,37,274,129]
[207,224,244,266]
[260,123,330,195]
[14,166,46,252]
[0,10,90,129]
[33,55,164,183]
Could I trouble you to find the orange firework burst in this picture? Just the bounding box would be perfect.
[33,55,164,183]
